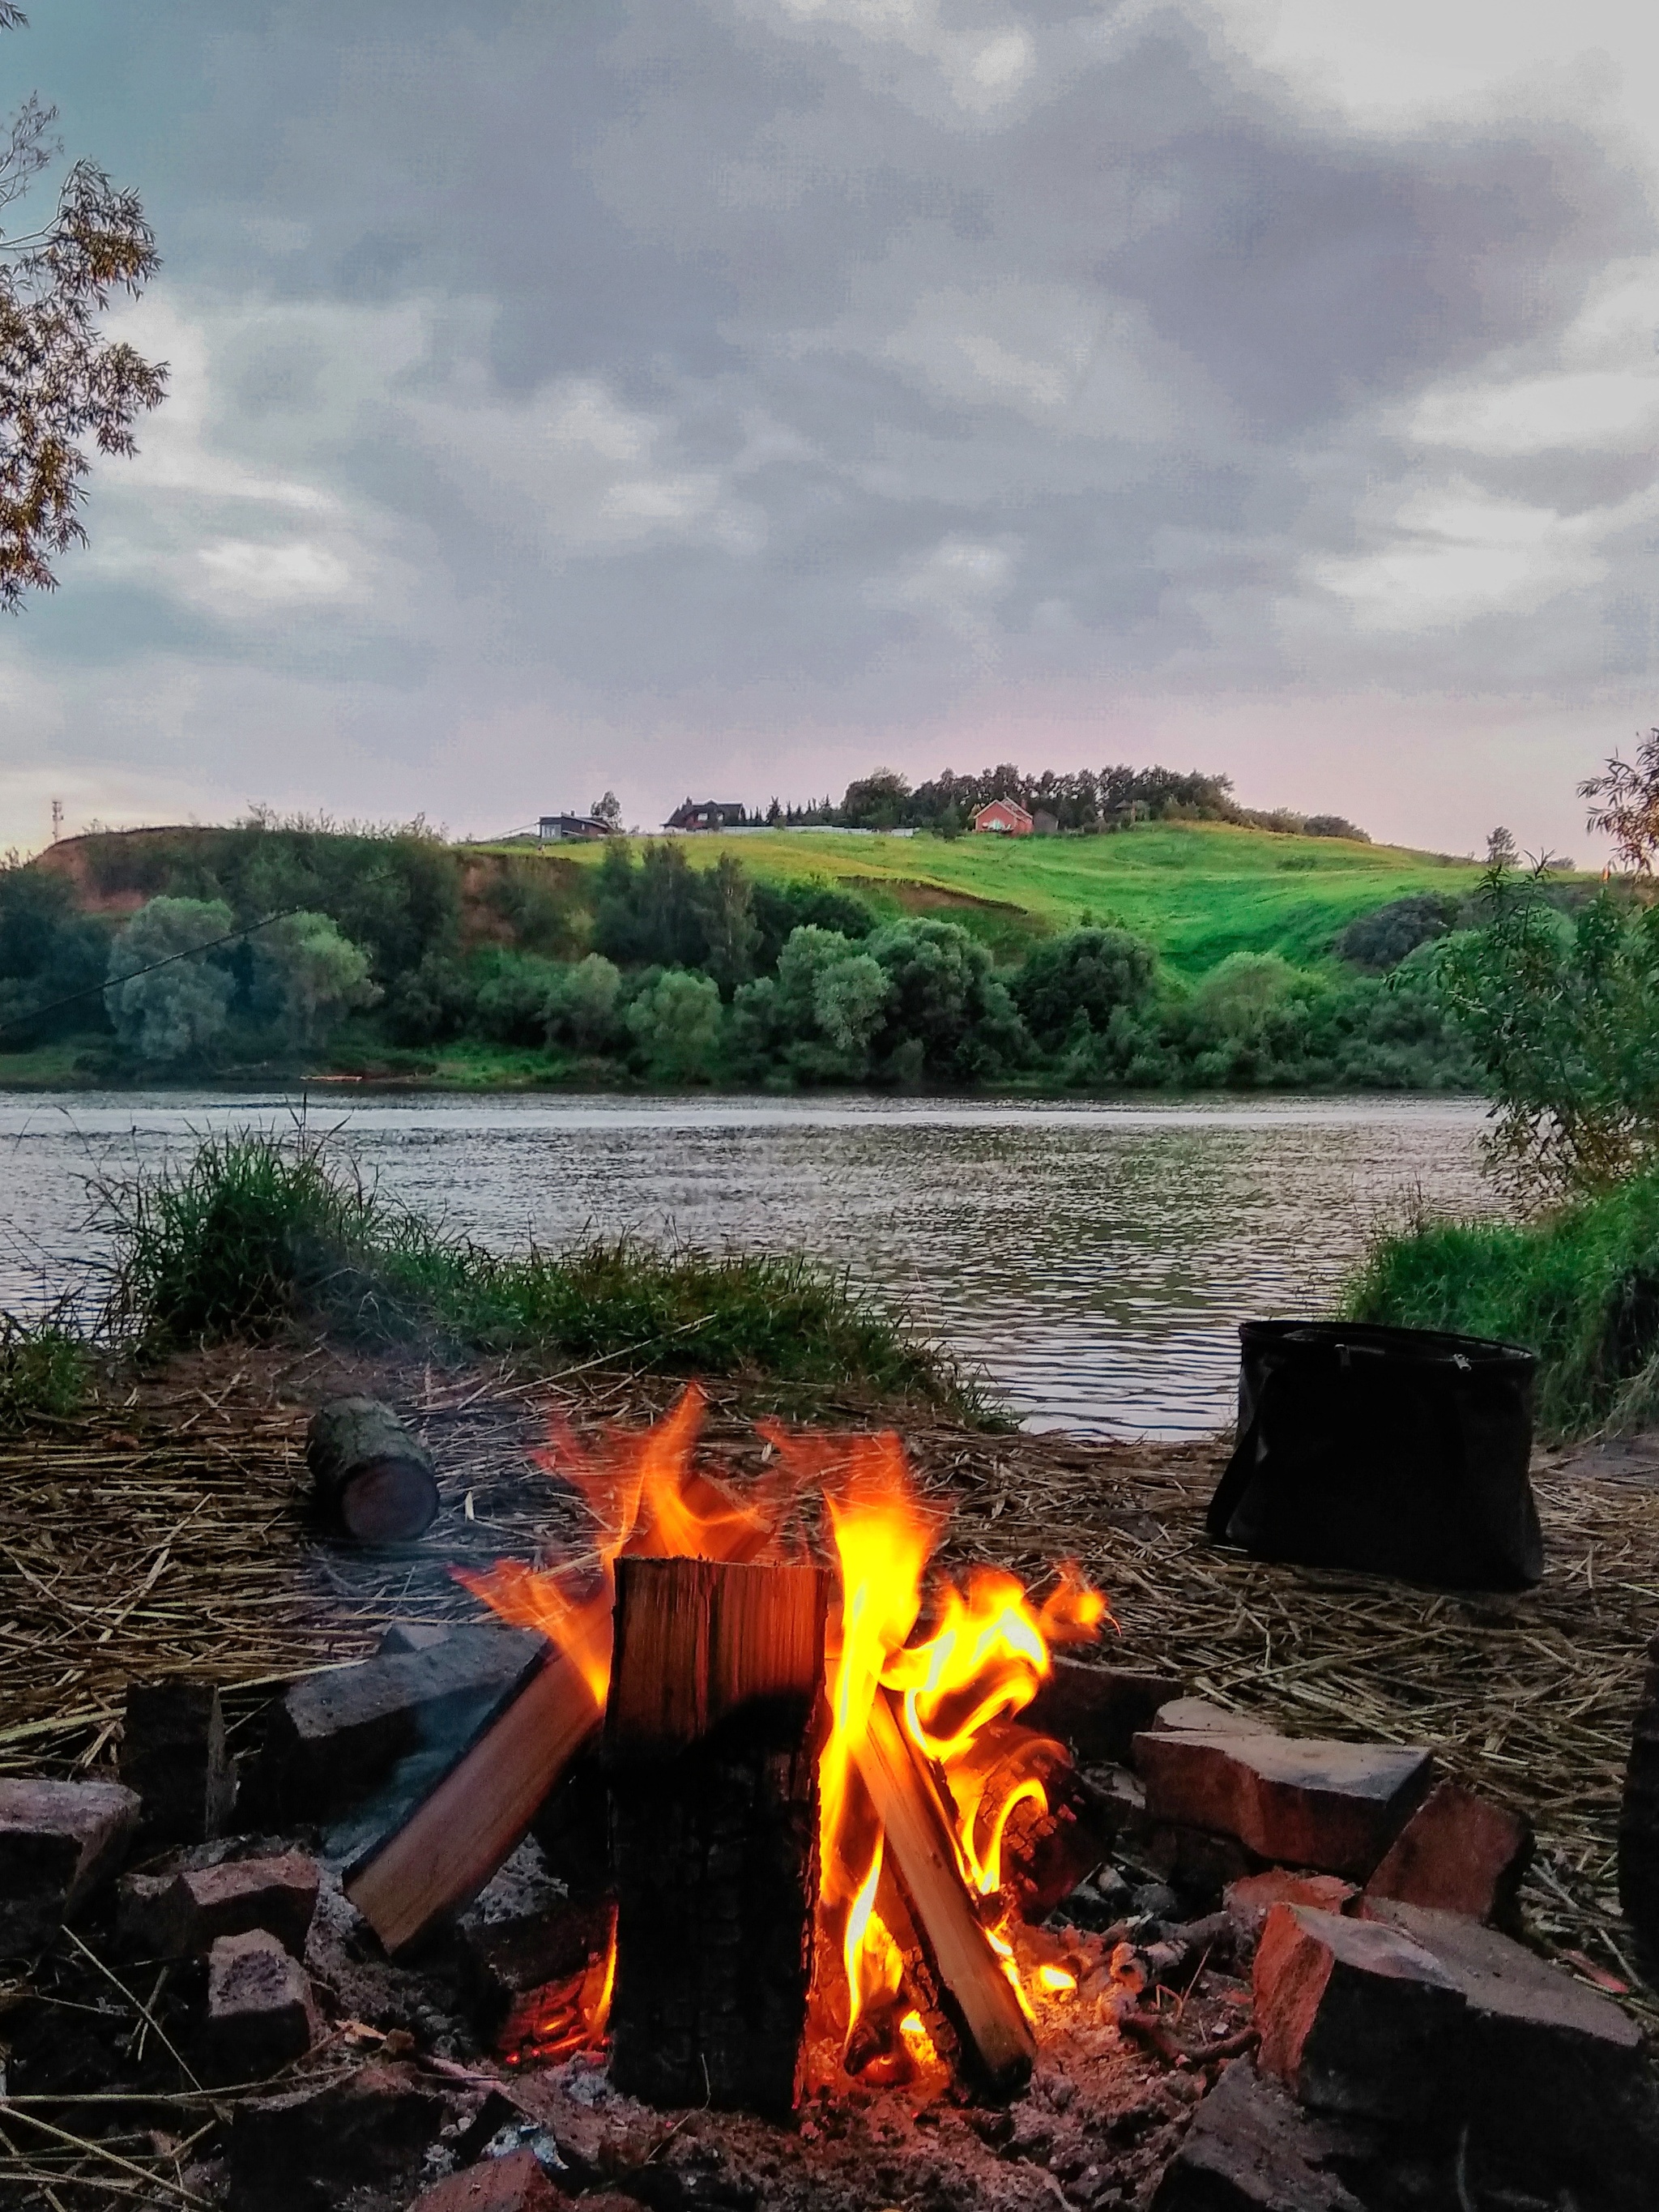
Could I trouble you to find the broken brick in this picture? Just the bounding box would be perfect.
[377,1621,457,1655]
[228,2060,449,2212]
[1149,2058,1373,2210]
[1363,1779,1531,1924]
[207,1928,321,2077]
[1226,1872,1358,1945]
[1023,1657,1183,1763]
[255,1624,545,1821]
[120,1851,321,1959]
[0,1777,140,1954]
[1253,1902,1465,2122]
[1150,1697,1274,1736]
[1132,1729,1434,1881]
[407,2150,570,2212]
[120,1677,235,1845]
[457,1898,613,2037]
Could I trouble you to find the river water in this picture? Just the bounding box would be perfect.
[0,1091,1503,1439]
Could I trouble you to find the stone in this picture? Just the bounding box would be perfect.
[1150,2059,1373,2210]
[228,2060,449,2212]
[120,1677,234,1844]
[1024,1658,1184,1763]
[1226,1871,1357,1945]
[1363,1779,1531,1924]
[1150,1697,1274,1736]
[0,1777,140,1954]
[1253,1902,1465,2121]
[207,1929,321,2078]
[407,2150,570,2212]
[119,1851,320,1959]
[255,1625,545,1820]
[1132,1729,1435,1881]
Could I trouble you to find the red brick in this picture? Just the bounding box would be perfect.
[229,2060,448,2212]
[1150,2058,1371,2210]
[407,2150,569,2212]
[1226,1870,1358,1943]
[1132,1730,1435,1881]
[0,1778,139,1954]
[1363,1780,1531,1924]
[207,1929,320,2077]
[1254,1902,1465,2121]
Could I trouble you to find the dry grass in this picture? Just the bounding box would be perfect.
[3,1347,1657,2037]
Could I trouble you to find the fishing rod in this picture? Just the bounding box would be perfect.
[0,906,306,1040]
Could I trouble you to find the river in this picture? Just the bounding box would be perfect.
[0,1091,1503,1439]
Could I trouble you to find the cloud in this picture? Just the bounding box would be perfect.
[2,0,1657,858]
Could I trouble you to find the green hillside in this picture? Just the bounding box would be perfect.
[513,822,1488,976]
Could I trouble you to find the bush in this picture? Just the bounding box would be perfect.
[104,898,237,1064]
[0,1313,87,1429]
[751,879,875,971]
[0,861,114,1042]
[544,954,623,1053]
[1012,926,1157,1050]
[864,917,1028,1083]
[1343,1168,1659,1439]
[472,950,567,1046]
[1335,894,1458,973]
[247,911,378,1048]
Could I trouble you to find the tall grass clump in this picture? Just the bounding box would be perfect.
[0,1311,88,1429]
[1342,1169,1659,1439]
[92,1127,989,1419]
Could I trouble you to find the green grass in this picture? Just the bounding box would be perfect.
[91,1127,990,1420]
[1342,1172,1659,1440]
[0,1313,88,1429]
[496,822,1494,976]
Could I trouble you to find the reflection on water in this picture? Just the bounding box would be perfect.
[0,1091,1503,1439]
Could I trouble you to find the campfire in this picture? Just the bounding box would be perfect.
[344,1386,1114,2112]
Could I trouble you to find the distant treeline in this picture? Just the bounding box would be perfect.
[0,817,1475,1095]
[767,762,1368,841]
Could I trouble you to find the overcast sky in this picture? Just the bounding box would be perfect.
[5,0,1659,858]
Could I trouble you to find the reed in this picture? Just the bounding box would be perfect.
[0,1310,87,1429]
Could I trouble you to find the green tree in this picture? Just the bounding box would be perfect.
[248,912,377,1049]
[1012,926,1157,1051]
[865,917,1026,1081]
[545,954,623,1053]
[0,857,112,1039]
[693,853,759,996]
[0,10,167,606]
[104,897,235,1063]
[625,968,723,1083]
[839,768,911,830]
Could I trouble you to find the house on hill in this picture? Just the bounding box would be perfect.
[972,798,1034,836]
[539,813,610,843]
[665,799,748,831]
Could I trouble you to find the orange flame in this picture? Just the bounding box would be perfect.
[463,1389,1113,2081]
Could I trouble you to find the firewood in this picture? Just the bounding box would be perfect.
[305,1397,439,1544]
[606,1557,828,2115]
[344,1649,599,1955]
[855,1689,1037,2099]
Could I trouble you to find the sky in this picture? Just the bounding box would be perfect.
[4,1,1659,860]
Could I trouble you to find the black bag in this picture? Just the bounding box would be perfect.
[1206,1320,1542,1591]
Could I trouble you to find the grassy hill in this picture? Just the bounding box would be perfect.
[501,822,1488,976]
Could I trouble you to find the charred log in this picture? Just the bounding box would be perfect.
[606,1557,828,2116]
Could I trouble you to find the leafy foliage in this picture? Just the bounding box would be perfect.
[1012,927,1156,1049]
[1335,893,1458,973]
[625,967,724,1083]
[0,855,112,1040]
[104,897,237,1064]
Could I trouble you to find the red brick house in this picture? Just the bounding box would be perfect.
[972,798,1034,835]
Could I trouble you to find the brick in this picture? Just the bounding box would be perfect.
[407,2150,570,2212]
[1363,1780,1531,1924]
[1149,1697,1274,1736]
[207,1929,321,2077]
[1023,1658,1183,1763]
[120,1678,234,1844]
[457,1898,613,2037]
[377,1621,457,1655]
[1254,1902,1465,2121]
[256,1625,544,1820]
[1150,2059,1372,2210]
[228,2060,448,2212]
[117,1851,321,1959]
[1226,1872,1358,1944]
[0,1778,140,1954]
[1132,1730,1435,1881]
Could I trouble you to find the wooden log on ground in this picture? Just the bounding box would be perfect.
[606,1556,828,2116]
[345,1648,601,1955]
[306,1396,440,1544]
[120,1676,235,1845]
[854,1688,1038,2100]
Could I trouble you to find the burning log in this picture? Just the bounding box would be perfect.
[306,1396,440,1545]
[344,1648,600,1955]
[605,1555,829,2115]
[854,1688,1038,2100]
